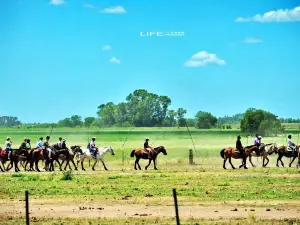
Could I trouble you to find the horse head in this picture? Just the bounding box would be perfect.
[107,146,115,156]
[155,146,167,155]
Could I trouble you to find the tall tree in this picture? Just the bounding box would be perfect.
[70,115,83,127]
[195,111,218,129]
[240,108,282,136]
[176,108,187,127]
[0,116,22,127]
[84,117,96,127]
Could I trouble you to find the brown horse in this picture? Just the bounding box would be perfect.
[248,143,278,167]
[220,145,258,169]
[5,149,28,172]
[130,146,167,170]
[276,145,299,167]
[59,146,82,171]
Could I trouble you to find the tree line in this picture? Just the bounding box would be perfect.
[1,89,298,136]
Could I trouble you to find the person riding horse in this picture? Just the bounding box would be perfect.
[88,137,98,158]
[288,135,296,156]
[43,136,52,160]
[144,138,153,159]
[254,134,263,156]
[5,137,12,159]
[57,137,63,149]
[20,138,27,150]
[236,135,244,156]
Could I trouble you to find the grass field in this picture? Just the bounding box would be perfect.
[1,127,300,224]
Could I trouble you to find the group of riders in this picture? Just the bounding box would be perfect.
[3,136,99,160]
[3,136,155,160]
[235,134,297,156]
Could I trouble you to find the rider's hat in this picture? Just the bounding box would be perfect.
[145,137,149,140]
[6,137,11,140]
[258,136,262,139]
[237,135,241,139]
[59,137,62,139]
[92,137,96,140]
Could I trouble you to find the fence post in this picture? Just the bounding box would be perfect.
[122,152,125,166]
[189,149,193,165]
[173,188,180,225]
[25,190,30,225]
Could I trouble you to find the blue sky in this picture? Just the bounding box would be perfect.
[1,0,300,123]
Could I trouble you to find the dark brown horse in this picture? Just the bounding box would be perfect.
[130,146,167,170]
[5,149,28,172]
[220,145,258,169]
[59,145,82,170]
[276,145,299,167]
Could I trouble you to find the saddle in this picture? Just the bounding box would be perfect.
[287,147,294,152]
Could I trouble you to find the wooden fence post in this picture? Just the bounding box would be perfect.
[173,188,180,225]
[25,190,30,225]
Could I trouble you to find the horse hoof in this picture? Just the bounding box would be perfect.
[244,167,248,169]
[232,167,236,170]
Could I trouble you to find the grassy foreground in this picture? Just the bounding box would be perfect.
[1,128,300,224]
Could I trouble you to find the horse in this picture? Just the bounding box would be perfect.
[46,147,70,171]
[248,143,278,167]
[275,145,299,167]
[130,146,167,170]
[59,145,82,171]
[0,147,6,172]
[5,149,28,172]
[77,146,115,171]
[220,145,258,170]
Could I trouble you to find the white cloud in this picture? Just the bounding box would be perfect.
[100,6,126,14]
[242,37,263,43]
[109,57,120,64]
[102,45,112,51]
[236,6,300,22]
[83,4,95,9]
[49,0,65,5]
[184,51,226,67]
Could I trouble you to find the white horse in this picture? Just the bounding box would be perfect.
[77,146,115,171]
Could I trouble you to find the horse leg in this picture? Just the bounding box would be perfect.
[249,155,255,167]
[14,161,19,172]
[153,158,158,170]
[92,160,97,171]
[100,159,108,171]
[81,160,85,171]
[6,161,13,171]
[145,159,152,170]
[229,157,235,169]
[279,154,284,167]
[134,158,138,170]
[35,160,41,172]
[223,156,227,169]
[289,157,297,167]
[71,159,77,170]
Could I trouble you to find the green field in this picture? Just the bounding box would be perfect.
[1,127,300,224]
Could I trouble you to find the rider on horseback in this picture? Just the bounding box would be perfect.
[20,138,27,150]
[57,137,63,149]
[288,135,296,156]
[254,134,262,156]
[43,136,52,160]
[26,139,31,150]
[5,137,12,159]
[236,135,244,156]
[144,138,152,159]
[88,137,98,158]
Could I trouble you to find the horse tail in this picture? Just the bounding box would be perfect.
[220,149,225,159]
[130,150,135,157]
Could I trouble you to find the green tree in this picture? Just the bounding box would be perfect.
[58,118,74,127]
[84,117,96,127]
[240,108,282,136]
[162,110,177,127]
[176,108,187,127]
[70,115,83,127]
[97,102,116,126]
[0,116,22,127]
[195,111,217,129]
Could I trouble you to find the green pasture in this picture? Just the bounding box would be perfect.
[0,127,299,168]
[1,127,300,224]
